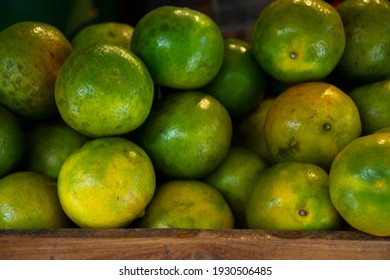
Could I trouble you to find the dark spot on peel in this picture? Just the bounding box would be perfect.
[277,137,300,158]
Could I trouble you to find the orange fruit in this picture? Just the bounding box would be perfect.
[71,22,134,51]
[334,0,390,85]
[246,161,343,230]
[264,82,362,170]
[55,43,154,137]
[234,97,275,164]
[136,91,232,180]
[0,21,72,120]
[348,79,390,135]
[0,171,71,229]
[23,119,90,179]
[203,146,268,228]
[329,132,390,236]
[0,105,25,178]
[57,137,156,228]
[137,180,234,229]
[201,38,268,118]
[130,6,224,89]
[251,0,345,84]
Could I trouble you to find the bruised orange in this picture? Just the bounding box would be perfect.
[264,82,361,170]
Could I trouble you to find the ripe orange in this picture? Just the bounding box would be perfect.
[23,119,90,179]
[201,38,268,118]
[57,137,156,228]
[334,0,390,84]
[203,146,268,228]
[246,161,343,230]
[251,0,345,84]
[130,6,224,89]
[137,180,234,229]
[348,79,390,135]
[264,82,362,170]
[55,43,154,137]
[0,171,71,229]
[0,105,25,178]
[329,132,390,236]
[0,21,72,120]
[71,22,134,51]
[136,91,232,180]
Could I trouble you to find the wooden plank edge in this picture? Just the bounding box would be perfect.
[0,228,389,260]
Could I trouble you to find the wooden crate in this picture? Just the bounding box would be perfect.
[1,228,390,260]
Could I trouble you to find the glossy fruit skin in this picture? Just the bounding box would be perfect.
[0,21,72,120]
[329,133,390,236]
[0,105,25,178]
[130,6,224,90]
[246,162,343,230]
[71,22,134,51]
[251,0,345,84]
[203,146,268,228]
[335,0,390,84]
[348,79,390,135]
[55,44,154,137]
[0,171,71,229]
[23,119,90,179]
[264,82,362,170]
[137,91,232,180]
[202,38,268,118]
[57,137,156,228]
[137,180,234,229]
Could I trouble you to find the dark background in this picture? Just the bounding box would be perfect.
[0,0,274,40]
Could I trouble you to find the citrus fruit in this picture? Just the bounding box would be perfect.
[348,79,390,135]
[251,0,345,84]
[57,137,156,228]
[374,127,390,134]
[55,43,154,137]
[23,119,90,179]
[201,38,268,118]
[0,171,71,229]
[329,132,390,236]
[0,105,25,178]
[130,6,224,89]
[137,180,234,229]
[0,21,72,120]
[246,161,343,230]
[136,91,232,180]
[264,82,362,170]
[71,22,134,50]
[203,146,268,228]
[234,97,275,164]
[334,0,390,84]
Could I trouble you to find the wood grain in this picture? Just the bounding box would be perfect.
[0,228,389,260]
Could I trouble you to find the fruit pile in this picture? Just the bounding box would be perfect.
[0,0,390,237]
